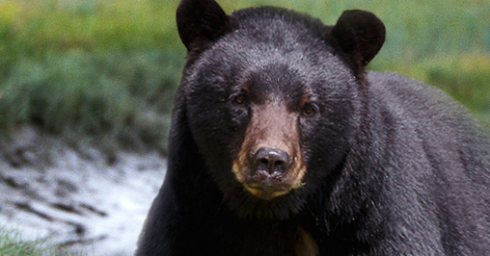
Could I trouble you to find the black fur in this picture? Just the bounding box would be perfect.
[136,1,490,255]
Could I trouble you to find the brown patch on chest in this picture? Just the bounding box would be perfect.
[295,226,319,256]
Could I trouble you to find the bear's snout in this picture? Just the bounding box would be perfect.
[231,102,307,200]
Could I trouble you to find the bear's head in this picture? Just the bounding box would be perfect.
[176,0,385,219]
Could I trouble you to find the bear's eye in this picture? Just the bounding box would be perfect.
[302,103,318,116]
[234,93,245,104]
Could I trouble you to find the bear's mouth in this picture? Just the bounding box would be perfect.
[232,157,307,200]
[243,183,291,200]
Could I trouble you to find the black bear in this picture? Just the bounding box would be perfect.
[136,0,490,255]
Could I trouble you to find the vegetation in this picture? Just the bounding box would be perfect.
[0,0,489,152]
[0,228,73,256]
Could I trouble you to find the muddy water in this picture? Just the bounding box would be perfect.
[0,126,166,255]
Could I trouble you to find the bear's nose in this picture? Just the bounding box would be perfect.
[252,147,291,176]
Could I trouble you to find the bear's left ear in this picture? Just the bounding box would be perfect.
[327,10,385,72]
[176,0,231,52]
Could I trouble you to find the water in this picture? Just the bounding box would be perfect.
[0,129,166,255]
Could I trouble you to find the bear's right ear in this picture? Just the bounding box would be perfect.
[327,10,385,76]
[176,0,230,52]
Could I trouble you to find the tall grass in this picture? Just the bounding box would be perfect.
[0,50,181,150]
[0,0,489,151]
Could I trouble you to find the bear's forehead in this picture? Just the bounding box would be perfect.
[224,9,327,55]
[229,6,326,39]
[197,8,345,78]
[191,42,350,92]
[185,7,356,102]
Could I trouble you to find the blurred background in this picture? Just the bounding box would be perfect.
[0,0,489,255]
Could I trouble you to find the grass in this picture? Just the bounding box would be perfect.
[0,50,181,151]
[0,0,489,151]
[0,228,74,256]
[0,0,184,151]
[419,54,490,124]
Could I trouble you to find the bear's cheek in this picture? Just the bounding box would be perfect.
[231,103,307,200]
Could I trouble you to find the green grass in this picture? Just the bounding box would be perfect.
[419,54,490,124]
[0,228,74,256]
[0,0,185,151]
[0,0,489,151]
[0,50,181,150]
